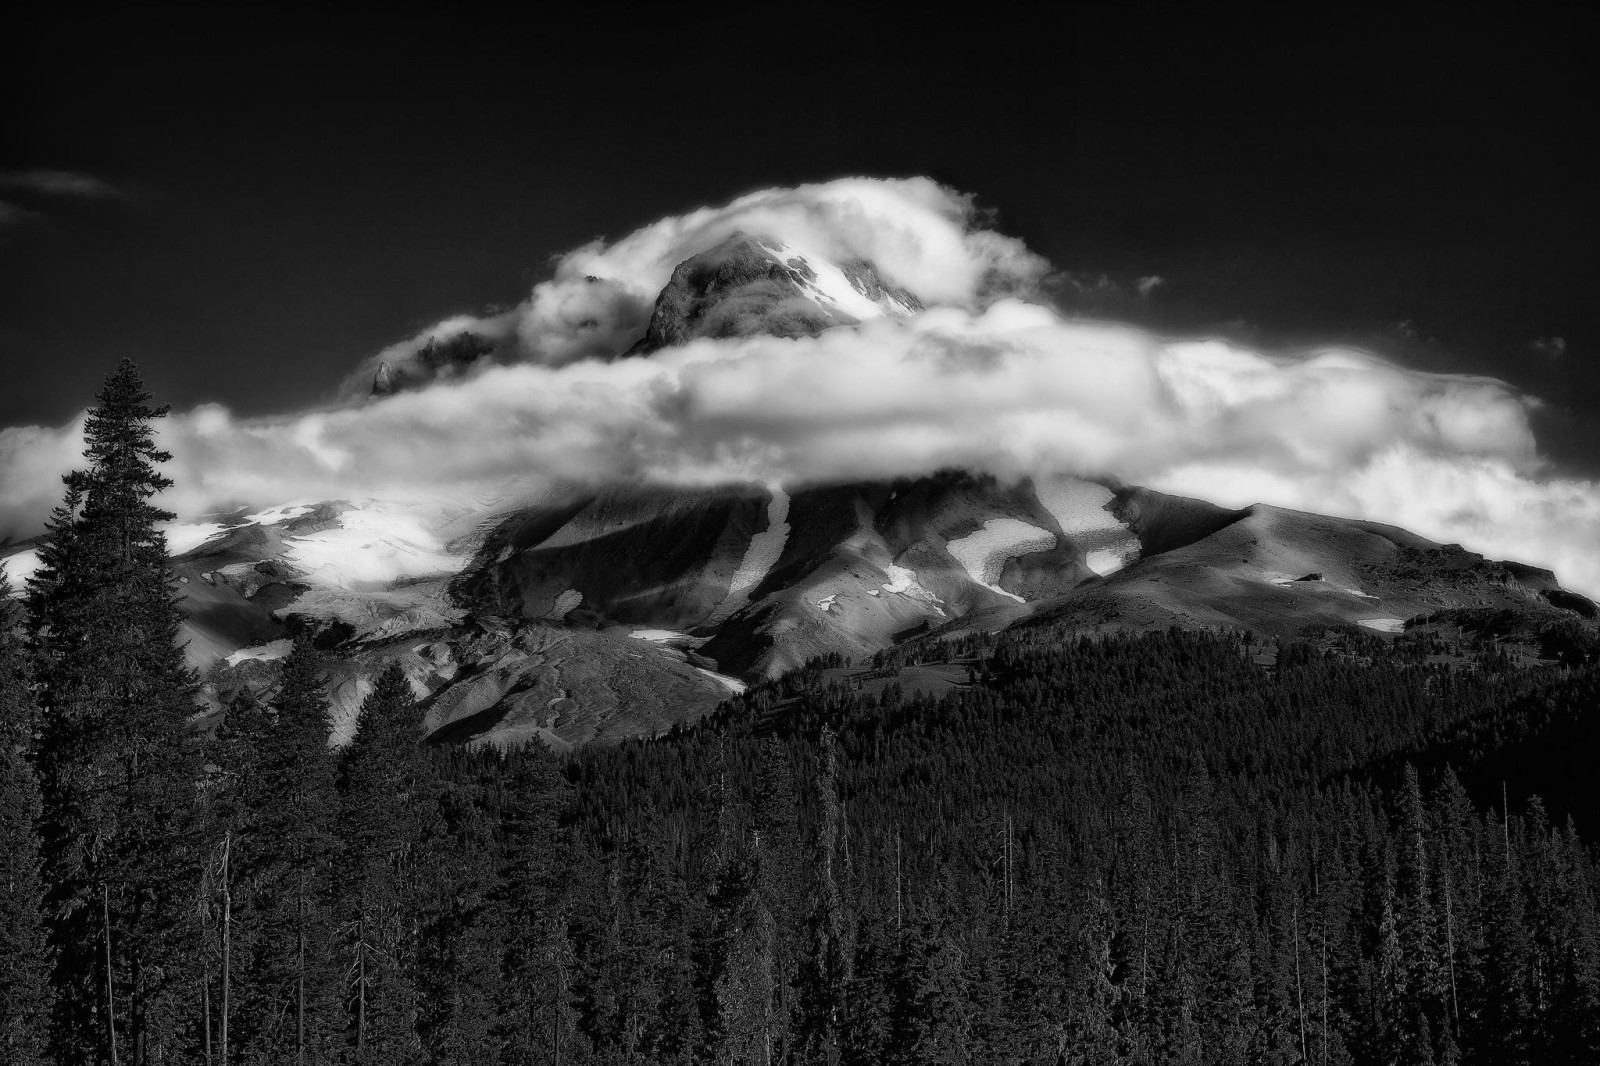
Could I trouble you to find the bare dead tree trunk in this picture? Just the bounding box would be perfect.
[1444,861,1460,1035]
[894,827,903,936]
[1293,903,1308,1066]
[356,916,367,1056]
[297,869,307,1066]
[203,975,212,1066]
[1321,926,1329,1066]
[220,833,232,1066]
[104,883,121,1066]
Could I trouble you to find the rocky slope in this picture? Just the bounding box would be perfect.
[627,233,921,354]
[6,234,1592,749]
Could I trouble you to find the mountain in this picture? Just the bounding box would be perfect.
[5,237,1592,748]
[627,233,921,354]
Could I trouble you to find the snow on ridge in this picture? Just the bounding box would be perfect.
[945,518,1057,603]
[758,239,911,322]
[704,485,791,627]
[161,521,230,556]
[243,503,314,526]
[224,638,294,667]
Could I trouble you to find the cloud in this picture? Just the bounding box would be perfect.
[0,170,125,201]
[0,170,129,234]
[3,180,1597,601]
[339,177,1047,394]
[1529,336,1566,361]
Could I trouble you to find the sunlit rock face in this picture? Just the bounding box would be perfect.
[627,233,921,354]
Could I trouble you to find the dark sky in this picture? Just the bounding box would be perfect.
[4,4,1596,473]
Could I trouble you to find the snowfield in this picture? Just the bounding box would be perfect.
[630,629,699,645]
[1,545,42,588]
[161,521,229,555]
[1358,617,1406,634]
[224,638,295,667]
[880,563,943,606]
[945,518,1058,603]
[705,485,790,626]
[281,501,470,590]
[1036,478,1141,576]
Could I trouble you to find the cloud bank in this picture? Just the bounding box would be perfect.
[341,177,1048,393]
[3,178,1597,599]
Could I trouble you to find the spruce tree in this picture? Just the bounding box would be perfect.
[487,745,574,1065]
[0,572,54,1066]
[337,662,439,1065]
[26,359,202,1065]
[216,636,343,1065]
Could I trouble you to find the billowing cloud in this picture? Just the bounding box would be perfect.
[340,177,1047,394]
[3,180,1597,600]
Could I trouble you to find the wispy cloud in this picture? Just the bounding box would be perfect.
[0,169,128,232]
[0,169,126,201]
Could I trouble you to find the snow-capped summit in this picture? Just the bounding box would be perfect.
[627,233,922,354]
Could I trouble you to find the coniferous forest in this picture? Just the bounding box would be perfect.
[5,362,1600,1066]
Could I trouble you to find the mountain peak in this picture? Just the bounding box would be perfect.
[628,233,921,355]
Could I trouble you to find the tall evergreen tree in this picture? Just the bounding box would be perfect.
[337,662,439,1066]
[488,746,576,1065]
[0,572,54,1066]
[216,636,343,1065]
[26,359,201,1065]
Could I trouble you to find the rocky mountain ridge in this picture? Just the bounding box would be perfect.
[5,235,1592,749]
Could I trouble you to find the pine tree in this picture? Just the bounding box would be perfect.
[27,359,202,1065]
[0,572,54,1066]
[217,637,343,1065]
[337,662,439,1065]
[489,745,576,1065]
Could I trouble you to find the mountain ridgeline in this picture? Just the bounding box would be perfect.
[3,244,1600,1065]
[6,234,1595,753]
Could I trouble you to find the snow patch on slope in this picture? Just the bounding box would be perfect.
[945,518,1058,603]
[881,563,943,606]
[759,239,917,321]
[162,521,229,556]
[696,667,747,695]
[282,501,469,590]
[549,589,582,619]
[1358,617,1406,634]
[224,638,294,667]
[0,546,41,588]
[631,628,698,645]
[704,484,790,626]
[1036,477,1140,576]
